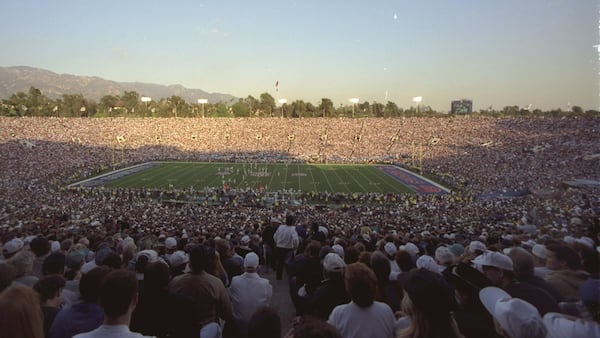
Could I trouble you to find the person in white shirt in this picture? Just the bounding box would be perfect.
[229,252,273,335]
[327,263,396,338]
[273,214,299,280]
[73,269,155,338]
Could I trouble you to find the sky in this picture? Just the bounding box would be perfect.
[0,0,597,111]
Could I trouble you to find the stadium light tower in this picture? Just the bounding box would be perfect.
[278,98,287,118]
[412,96,422,114]
[349,98,359,118]
[198,99,208,118]
[141,96,151,117]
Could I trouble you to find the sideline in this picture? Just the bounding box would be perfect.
[375,165,451,195]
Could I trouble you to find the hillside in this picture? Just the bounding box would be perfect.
[0,66,237,104]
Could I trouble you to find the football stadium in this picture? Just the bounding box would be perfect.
[1,115,599,337]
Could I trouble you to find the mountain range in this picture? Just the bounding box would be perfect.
[0,66,237,104]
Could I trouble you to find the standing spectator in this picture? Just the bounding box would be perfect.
[228,252,272,336]
[287,240,322,315]
[34,275,66,338]
[73,269,154,338]
[1,237,24,260]
[273,214,299,280]
[247,306,281,338]
[168,244,233,337]
[7,250,39,287]
[0,285,45,338]
[544,244,589,302]
[261,218,278,272]
[215,239,243,285]
[371,251,404,312]
[50,266,111,338]
[0,263,17,292]
[327,263,396,338]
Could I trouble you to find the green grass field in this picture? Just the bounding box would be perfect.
[102,162,414,194]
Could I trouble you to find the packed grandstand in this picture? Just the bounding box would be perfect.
[0,115,599,338]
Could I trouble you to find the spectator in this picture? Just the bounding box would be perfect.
[247,306,281,338]
[73,269,153,338]
[0,285,45,338]
[543,278,600,338]
[544,244,590,302]
[507,247,560,302]
[274,214,299,280]
[168,244,233,337]
[398,268,463,338]
[288,240,322,315]
[479,286,546,338]
[479,251,559,315]
[311,253,349,320]
[444,263,496,338]
[327,263,396,338]
[0,262,17,292]
[50,266,111,338]
[34,274,66,338]
[228,252,272,336]
[7,250,39,287]
[31,236,52,278]
[286,316,341,338]
[1,237,24,260]
[371,251,403,312]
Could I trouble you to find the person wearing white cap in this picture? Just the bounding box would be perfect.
[531,244,551,278]
[228,252,272,336]
[311,253,349,320]
[479,286,547,338]
[1,238,24,260]
[479,251,559,316]
[383,242,401,280]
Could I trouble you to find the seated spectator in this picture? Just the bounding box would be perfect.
[371,251,403,312]
[0,285,45,338]
[479,251,559,315]
[544,244,590,302]
[444,263,496,338]
[247,306,281,338]
[507,247,560,302]
[398,268,463,338]
[286,315,341,338]
[34,274,66,338]
[0,263,17,292]
[543,278,600,338]
[327,263,396,338]
[50,266,111,338]
[7,250,39,287]
[73,269,153,338]
[480,286,547,338]
[311,253,349,320]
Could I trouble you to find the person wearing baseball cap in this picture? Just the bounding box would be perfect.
[479,286,547,338]
[310,253,349,320]
[1,238,24,260]
[479,251,559,316]
[228,252,272,336]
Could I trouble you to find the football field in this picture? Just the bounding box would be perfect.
[100,162,417,194]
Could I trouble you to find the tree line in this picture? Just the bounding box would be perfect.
[0,87,597,118]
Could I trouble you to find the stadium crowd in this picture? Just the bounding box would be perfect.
[0,116,599,338]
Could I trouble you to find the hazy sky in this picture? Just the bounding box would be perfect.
[0,0,597,111]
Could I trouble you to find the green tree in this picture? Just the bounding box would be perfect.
[59,94,86,117]
[384,101,400,117]
[259,93,275,117]
[121,91,140,115]
[319,98,334,117]
[98,94,120,116]
[231,99,250,117]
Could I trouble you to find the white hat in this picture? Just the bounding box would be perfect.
[240,235,250,245]
[165,237,177,250]
[384,242,397,256]
[576,236,595,249]
[2,238,24,255]
[169,250,189,267]
[323,253,346,272]
[404,242,420,257]
[531,244,546,260]
[435,246,454,265]
[331,244,344,257]
[479,287,546,338]
[416,255,442,274]
[244,252,259,269]
[50,241,61,253]
[469,240,487,254]
[479,251,514,271]
[563,236,576,245]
